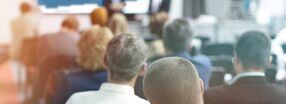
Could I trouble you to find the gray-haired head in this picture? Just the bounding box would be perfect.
[106,33,149,82]
[144,57,204,104]
[163,18,193,53]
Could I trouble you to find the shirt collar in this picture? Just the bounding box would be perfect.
[227,72,265,85]
[99,83,135,95]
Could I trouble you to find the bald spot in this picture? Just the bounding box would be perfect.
[144,57,201,104]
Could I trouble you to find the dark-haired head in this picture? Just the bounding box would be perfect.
[234,31,271,72]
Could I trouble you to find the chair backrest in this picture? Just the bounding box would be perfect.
[209,66,226,87]
[282,44,286,53]
[52,67,107,104]
[203,43,234,56]
[265,68,277,83]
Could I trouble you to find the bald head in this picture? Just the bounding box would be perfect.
[143,57,204,104]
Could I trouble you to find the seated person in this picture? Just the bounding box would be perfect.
[108,13,128,35]
[33,15,80,103]
[66,33,149,104]
[47,26,113,104]
[144,57,204,104]
[204,31,286,104]
[90,7,108,27]
[162,18,212,88]
[148,12,169,58]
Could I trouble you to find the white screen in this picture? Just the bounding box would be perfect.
[122,0,150,14]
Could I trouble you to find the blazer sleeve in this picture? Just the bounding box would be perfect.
[159,0,171,13]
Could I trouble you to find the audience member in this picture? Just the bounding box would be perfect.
[163,18,212,88]
[32,15,80,103]
[204,31,286,104]
[66,33,149,104]
[46,26,113,104]
[108,13,128,35]
[90,7,108,26]
[144,57,204,104]
[148,12,169,58]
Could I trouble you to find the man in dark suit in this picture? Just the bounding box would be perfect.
[204,31,286,104]
[31,16,80,103]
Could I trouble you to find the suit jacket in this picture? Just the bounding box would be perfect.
[204,76,286,104]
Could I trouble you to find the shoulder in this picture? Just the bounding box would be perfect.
[268,84,286,95]
[192,54,212,69]
[66,91,97,104]
[193,54,211,63]
[134,96,150,104]
[204,85,229,104]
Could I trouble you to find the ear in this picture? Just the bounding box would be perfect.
[199,78,204,95]
[139,63,147,76]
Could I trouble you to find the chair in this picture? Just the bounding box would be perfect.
[45,67,107,104]
[209,66,226,87]
[282,44,286,53]
[203,43,234,56]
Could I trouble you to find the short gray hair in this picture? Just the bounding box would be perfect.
[144,57,202,104]
[163,19,193,53]
[106,33,149,82]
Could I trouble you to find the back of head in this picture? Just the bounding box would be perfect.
[144,57,203,104]
[149,12,169,38]
[61,15,79,31]
[106,33,148,82]
[90,7,108,26]
[77,26,113,71]
[108,13,128,36]
[20,2,31,14]
[163,18,193,53]
[235,31,271,70]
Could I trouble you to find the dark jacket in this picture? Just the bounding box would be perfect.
[204,76,286,104]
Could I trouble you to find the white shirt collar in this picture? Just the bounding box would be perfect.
[99,83,135,95]
[227,72,265,85]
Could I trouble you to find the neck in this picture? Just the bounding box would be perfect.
[237,67,264,74]
[108,77,137,88]
[61,27,76,34]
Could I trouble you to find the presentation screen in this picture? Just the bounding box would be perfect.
[38,0,150,14]
[38,0,104,14]
[122,0,150,14]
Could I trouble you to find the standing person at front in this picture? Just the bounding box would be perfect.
[204,31,286,104]
[66,33,149,104]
